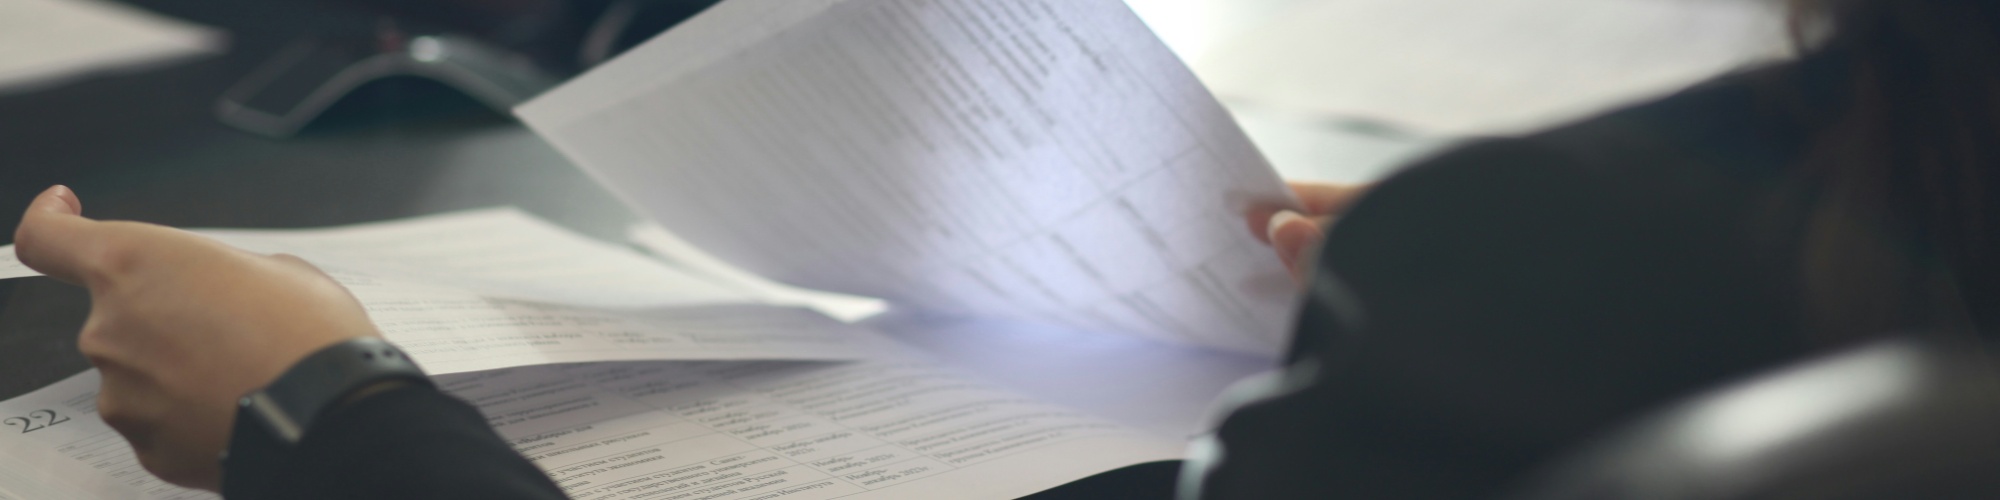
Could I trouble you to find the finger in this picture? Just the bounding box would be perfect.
[1266,210,1325,282]
[14,185,108,285]
[1246,203,1284,245]
[45,184,82,215]
[20,184,81,217]
[266,253,318,272]
[1289,182,1367,216]
[266,253,354,293]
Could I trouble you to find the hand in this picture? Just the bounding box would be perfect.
[1251,182,1371,282]
[13,186,381,491]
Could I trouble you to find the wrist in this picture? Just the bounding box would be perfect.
[234,338,430,445]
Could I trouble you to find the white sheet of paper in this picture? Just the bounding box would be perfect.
[627,222,891,323]
[0,0,223,94]
[0,249,30,281]
[336,277,887,375]
[0,354,1188,500]
[458,358,1186,499]
[630,219,1272,438]
[0,209,891,373]
[632,216,1271,437]
[871,313,1273,438]
[2,209,747,308]
[520,0,1300,356]
[197,208,755,310]
[1194,0,1790,136]
[0,371,214,499]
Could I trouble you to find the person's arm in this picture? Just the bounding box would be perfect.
[11,186,564,498]
[1229,140,1803,498]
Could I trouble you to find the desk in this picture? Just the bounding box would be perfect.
[0,0,1178,497]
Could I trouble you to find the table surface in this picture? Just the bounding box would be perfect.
[0,0,1185,497]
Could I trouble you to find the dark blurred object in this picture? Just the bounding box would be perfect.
[574,0,722,68]
[1512,339,2000,500]
[326,0,718,71]
[0,278,93,403]
[1183,215,1996,500]
[1184,319,2000,499]
[215,0,721,137]
[318,0,579,64]
[216,31,557,137]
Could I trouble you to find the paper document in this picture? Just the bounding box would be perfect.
[0,0,223,94]
[197,208,751,310]
[0,209,891,374]
[0,354,1187,500]
[0,371,213,499]
[0,250,30,281]
[459,358,1184,499]
[633,204,1276,437]
[629,222,891,323]
[520,0,1300,356]
[871,313,1273,437]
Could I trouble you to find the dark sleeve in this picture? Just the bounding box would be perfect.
[223,385,569,500]
[1206,140,1807,499]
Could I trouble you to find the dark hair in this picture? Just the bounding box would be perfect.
[1784,0,1998,342]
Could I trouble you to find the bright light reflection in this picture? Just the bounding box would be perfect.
[1683,346,1923,465]
[410,36,446,63]
[1124,0,1215,59]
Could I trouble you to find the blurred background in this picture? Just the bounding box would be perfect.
[0,0,1792,233]
[1126,0,1789,182]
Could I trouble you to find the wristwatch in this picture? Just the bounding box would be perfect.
[221,337,430,495]
[230,336,430,441]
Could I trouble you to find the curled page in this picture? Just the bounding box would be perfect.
[520,0,1300,355]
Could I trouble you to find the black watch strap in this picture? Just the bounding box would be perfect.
[236,337,431,445]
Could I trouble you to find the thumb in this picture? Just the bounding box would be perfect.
[15,185,108,285]
[1266,210,1325,283]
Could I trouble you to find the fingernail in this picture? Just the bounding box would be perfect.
[39,185,78,215]
[1266,210,1309,245]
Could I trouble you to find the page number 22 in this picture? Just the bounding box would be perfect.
[5,410,70,434]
